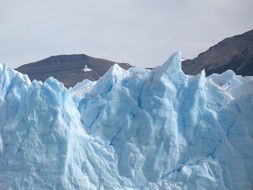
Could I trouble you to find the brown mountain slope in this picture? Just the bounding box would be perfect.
[182,29,253,76]
[16,54,132,87]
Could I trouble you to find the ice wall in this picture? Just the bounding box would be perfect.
[0,53,253,190]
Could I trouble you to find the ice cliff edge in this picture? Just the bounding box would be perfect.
[0,52,253,190]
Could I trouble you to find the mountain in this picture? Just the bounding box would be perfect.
[182,29,253,76]
[16,29,253,88]
[1,53,253,189]
[16,54,132,87]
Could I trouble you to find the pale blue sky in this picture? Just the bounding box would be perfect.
[0,0,253,68]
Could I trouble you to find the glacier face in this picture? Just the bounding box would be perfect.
[0,52,253,190]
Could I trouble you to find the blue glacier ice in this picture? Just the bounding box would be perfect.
[0,52,253,190]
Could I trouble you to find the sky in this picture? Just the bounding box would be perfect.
[0,0,253,68]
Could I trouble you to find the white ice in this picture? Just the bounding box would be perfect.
[0,53,253,190]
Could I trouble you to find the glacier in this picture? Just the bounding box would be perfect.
[0,52,253,190]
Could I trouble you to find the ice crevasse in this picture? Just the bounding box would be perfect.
[0,52,253,190]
